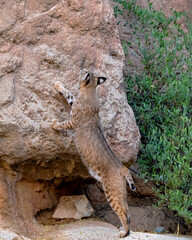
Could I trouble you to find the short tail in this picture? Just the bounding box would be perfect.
[122,167,136,191]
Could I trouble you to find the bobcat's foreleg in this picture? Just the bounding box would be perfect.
[55,81,75,106]
[51,119,77,131]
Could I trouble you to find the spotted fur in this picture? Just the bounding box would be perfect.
[51,69,136,238]
[55,81,75,106]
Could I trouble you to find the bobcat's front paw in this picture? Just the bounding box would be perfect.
[51,119,60,130]
[55,81,64,93]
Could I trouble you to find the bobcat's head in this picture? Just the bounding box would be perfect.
[79,69,106,90]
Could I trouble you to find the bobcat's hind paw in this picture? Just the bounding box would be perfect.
[119,227,130,238]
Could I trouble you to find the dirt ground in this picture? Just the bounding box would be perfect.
[1,208,192,240]
[24,219,192,240]
[36,197,190,235]
[60,220,192,240]
[34,209,192,240]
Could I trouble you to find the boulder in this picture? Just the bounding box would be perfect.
[0,0,140,236]
[0,0,140,176]
[52,195,94,220]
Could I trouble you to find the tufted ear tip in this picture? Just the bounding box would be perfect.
[97,77,107,85]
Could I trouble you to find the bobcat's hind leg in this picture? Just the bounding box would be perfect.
[102,175,130,238]
[54,81,75,106]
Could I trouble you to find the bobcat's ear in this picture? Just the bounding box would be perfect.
[97,77,106,85]
[84,73,90,86]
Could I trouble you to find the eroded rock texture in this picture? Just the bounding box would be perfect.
[0,0,140,235]
[0,0,140,170]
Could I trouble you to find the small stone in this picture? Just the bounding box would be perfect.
[52,195,94,220]
[154,227,165,233]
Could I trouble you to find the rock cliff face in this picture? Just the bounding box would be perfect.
[0,0,140,170]
[0,0,140,234]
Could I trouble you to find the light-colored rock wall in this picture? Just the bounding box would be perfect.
[0,0,140,173]
[0,0,140,234]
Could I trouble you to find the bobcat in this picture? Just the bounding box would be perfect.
[51,69,136,238]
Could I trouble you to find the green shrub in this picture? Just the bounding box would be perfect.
[113,0,192,226]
